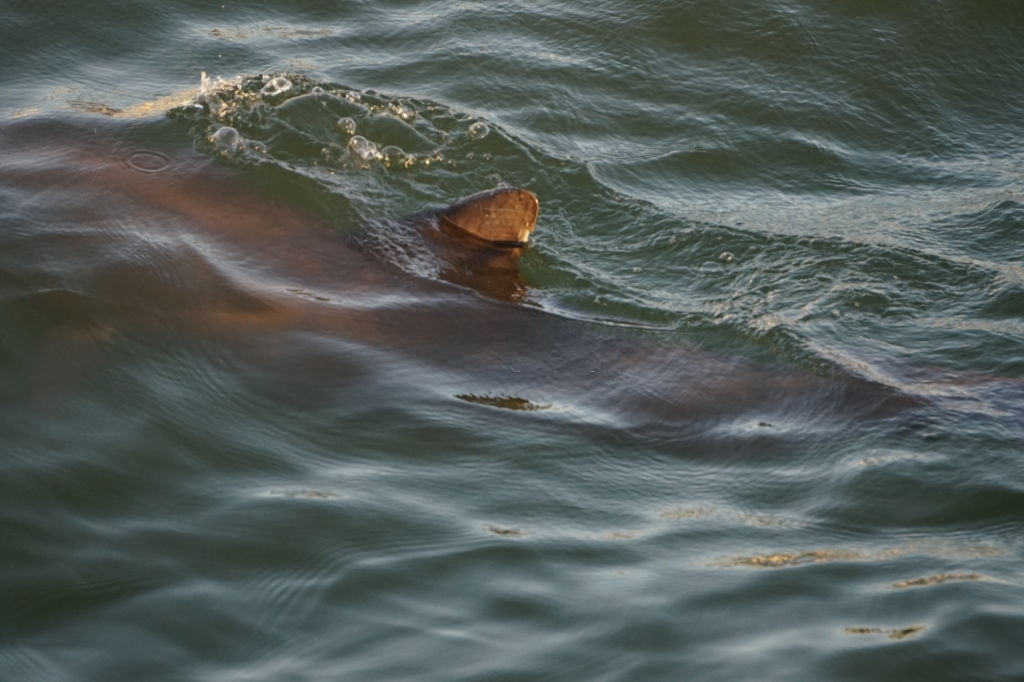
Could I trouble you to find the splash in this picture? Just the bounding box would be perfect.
[259,75,293,99]
[171,72,512,176]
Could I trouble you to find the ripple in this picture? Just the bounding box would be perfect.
[5,1,1024,676]
[123,149,171,174]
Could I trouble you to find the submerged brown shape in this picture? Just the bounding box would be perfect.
[439,187,539,246]
[3,114,945,424]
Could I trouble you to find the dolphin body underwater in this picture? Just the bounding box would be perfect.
[0,85,923,439]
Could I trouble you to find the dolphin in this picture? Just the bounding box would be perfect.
[0,113,920,432]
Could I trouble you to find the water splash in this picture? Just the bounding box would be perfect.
[171,72,519,177]
[259,76,293,100]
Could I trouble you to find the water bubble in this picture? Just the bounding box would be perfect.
[260,76,293,99]
[344,90,362,103]
[336,117,356,136]
[348,135,381,162]
[380,145,408,167]
[311,86,326,98]
[468,121,489,140]
[209,126,245,156]
[390,101,416,121]
[719,251,736,263]
[247,140,268,155]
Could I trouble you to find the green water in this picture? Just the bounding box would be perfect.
[2,2,1023,680]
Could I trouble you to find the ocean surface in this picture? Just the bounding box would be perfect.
[2,1,1023,680]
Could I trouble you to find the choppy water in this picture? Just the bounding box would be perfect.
[2,2,1024,680]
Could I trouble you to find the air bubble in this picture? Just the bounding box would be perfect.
[344,90,362,103]
[718,251,736,263]
[381,145,408,167]
[209,126,245,156]
[260,76,293,98]
[390,102,415,121]
[468,121,489,140]
[348,135,381,162]
[336,117,356,135]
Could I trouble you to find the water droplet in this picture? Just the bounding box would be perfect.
[719,251,736,263]
[199,71,215,95]
[260,76,293,99]
[336,117,356,136]
[468,121,489,140]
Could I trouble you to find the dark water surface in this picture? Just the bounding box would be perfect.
[3,2,1024,680]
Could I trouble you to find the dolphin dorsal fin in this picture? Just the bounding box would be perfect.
[439,187,539,247]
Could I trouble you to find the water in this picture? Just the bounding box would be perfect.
[2,2,1024,680]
